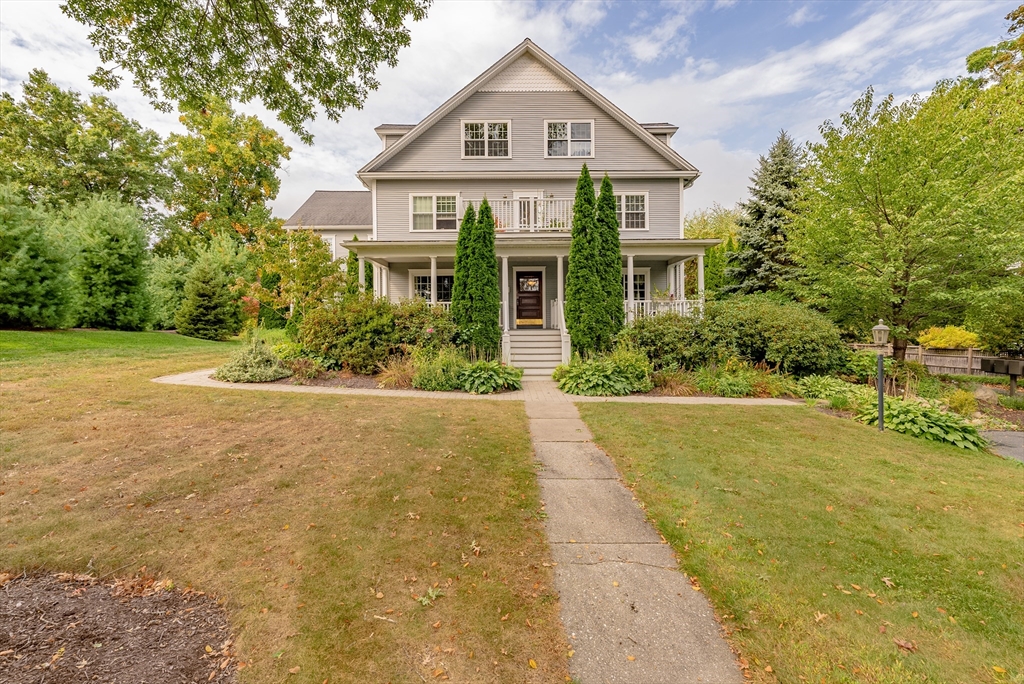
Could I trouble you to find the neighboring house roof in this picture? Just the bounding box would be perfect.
[358,38,699,178]
[283,190,372,228]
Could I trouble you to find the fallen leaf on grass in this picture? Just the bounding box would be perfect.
[529,659,537,668]
[627,655,635,661]
[881,577,895,588]
[893,638,917,653]
[993,666,1007,673]
[289,666,300,674]
[814,612,828,623]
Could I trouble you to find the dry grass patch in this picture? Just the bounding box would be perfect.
[0,331,568,682]
[579,403,1024,684]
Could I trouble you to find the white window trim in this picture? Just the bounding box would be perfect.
[615,192,650,231]
[318,233,336,260]
[409,269,455,301]
[621,267,652,300]
[409,193,461,232]
[543,119,596,159]
[460,119,512,159]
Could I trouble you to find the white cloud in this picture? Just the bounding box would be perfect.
[620,2,701,64]
[682,139,758,213]
[787,5,822,27]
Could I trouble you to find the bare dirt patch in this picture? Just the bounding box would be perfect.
[0,573,237,684]
[271,369,380,389]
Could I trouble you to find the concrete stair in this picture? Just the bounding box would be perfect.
[508,329,563,377]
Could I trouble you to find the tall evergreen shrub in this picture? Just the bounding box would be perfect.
[0,184,72,328]
[148,253,191,329]
[450,202,476,318]
[69,196,151,330]
[564,164,602,353]
[452,199,500,353]
[595,175,624,349]
[175,254,242,340]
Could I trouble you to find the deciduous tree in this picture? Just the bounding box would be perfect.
[967,4,1024,82]
[63,0,431,143]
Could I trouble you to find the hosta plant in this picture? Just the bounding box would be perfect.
[459,361,523,394]
[796,374,858,400]
[856,398,985,450]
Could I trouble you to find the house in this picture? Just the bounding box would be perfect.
[289,39,719,375]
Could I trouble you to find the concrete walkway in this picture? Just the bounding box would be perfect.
[982,431,1024,463]
[153,369,798,406]
[525,380,742,683]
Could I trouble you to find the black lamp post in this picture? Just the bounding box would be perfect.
[872,320,890,432]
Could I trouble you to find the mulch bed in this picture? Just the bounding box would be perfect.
[983,401,1024,429]
[0,573,237,684]
[272,369,380,389]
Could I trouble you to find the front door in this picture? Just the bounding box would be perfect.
[516,271,543,328]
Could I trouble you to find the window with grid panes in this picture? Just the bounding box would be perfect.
[546,121,592,157]
[615,194,647,230]
[413,275,454,302]
[621,273,647,300]
[411,195,458,230]
[463,121,509,157]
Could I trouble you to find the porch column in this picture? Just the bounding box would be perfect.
[697,253,705,300]
[556,255,564,329]
[626,254,635,322]
[669,262,677,298]
[357,257,366,293]
[429,256,437,304]
[679,259,686,299]
[501,256,509,330]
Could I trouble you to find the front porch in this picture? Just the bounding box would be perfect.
[346,237,719,369]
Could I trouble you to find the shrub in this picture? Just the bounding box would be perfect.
[998,395,1024,411]
[459,360,523,394]
[175,255,243,340]
[284,357,323,380]
[693,359,795,398]
[0,184,73,328]
[856,398,985,450]
[556,345,652,396]
[704,296,847,375]
[377,355,416,389]
[617,313,708,371]
[298,294,395,374]
[845,350,894,382]
[917,325,980,349]
[796,374,857,400]
[606,342,654,393]
[945,389,977,416]
[148,253,191,329]
[651,369,697,396]
[271,341,305,360]
[412,346,469,392]
[68,196,151,330]
[393,298,457,349]
[214,330,291,383]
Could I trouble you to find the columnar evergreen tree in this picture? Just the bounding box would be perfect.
[724,130,803,294]
[564,164,602,353]
[452,199,501,353]
[595,174,624,349]
[68,196,152,330]
[0,185,73,328]
[174,254,242,340]
[450,202,476,317]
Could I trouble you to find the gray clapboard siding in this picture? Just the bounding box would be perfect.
[376,91,678,173]
[375,178,680,242]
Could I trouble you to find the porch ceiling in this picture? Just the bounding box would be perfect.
[343,238,720,262]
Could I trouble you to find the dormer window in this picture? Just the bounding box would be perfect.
[462,121,510,158]
[546,120,593,157]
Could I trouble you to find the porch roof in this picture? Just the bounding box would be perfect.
[342,238,721,262]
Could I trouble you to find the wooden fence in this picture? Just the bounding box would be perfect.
[850,344,999,377]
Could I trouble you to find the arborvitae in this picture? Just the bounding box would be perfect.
[175,254,242,340]
[724,130,803,294]
[0,184,72,328]
[595,174,624,349]
[564,164,602,353]
[450,202,476,321]
[69,196,151,330]
[454,199,501,354]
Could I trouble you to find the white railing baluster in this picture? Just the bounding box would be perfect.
[460,198,573,233]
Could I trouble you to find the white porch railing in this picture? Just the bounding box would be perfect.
[627,299,704,318]
[462,198,572,233]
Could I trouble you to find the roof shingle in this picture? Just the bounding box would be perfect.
[283,190,372,228]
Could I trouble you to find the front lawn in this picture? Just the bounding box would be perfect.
[579,403,1024,683]
[0,331,568,682]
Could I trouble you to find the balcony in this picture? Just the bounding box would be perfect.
[461,198,572,234]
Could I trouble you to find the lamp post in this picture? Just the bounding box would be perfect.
[872,320,890,432]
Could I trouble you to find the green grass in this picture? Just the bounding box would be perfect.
[579,403,1024,684]
[0,330,569,682]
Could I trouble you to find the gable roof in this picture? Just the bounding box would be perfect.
[283,190,372,228]
[358,39,699,178]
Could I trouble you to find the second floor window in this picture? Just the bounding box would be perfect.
[615,194,647,230]
[412,195,458,230]
[547,121,592,157]
[463,121,509,157]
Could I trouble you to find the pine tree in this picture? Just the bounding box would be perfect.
[0,184,73,328]
[724,130,804,294]
[450,202,476,322]
[595,174,624,349]
[452,200,501,354]
[564,164,602,353]
[175,254,242,340]
[69,196,151,330]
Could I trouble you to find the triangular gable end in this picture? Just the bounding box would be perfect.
[359,39,698,176]
[479,54,575,92]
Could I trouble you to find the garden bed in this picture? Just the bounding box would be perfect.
[0,573,236,684]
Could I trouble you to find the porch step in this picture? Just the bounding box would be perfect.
[508,329,563,377]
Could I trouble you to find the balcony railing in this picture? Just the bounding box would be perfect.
[461,198,572,233]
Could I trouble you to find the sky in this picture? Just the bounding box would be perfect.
[0,0,1016,219]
